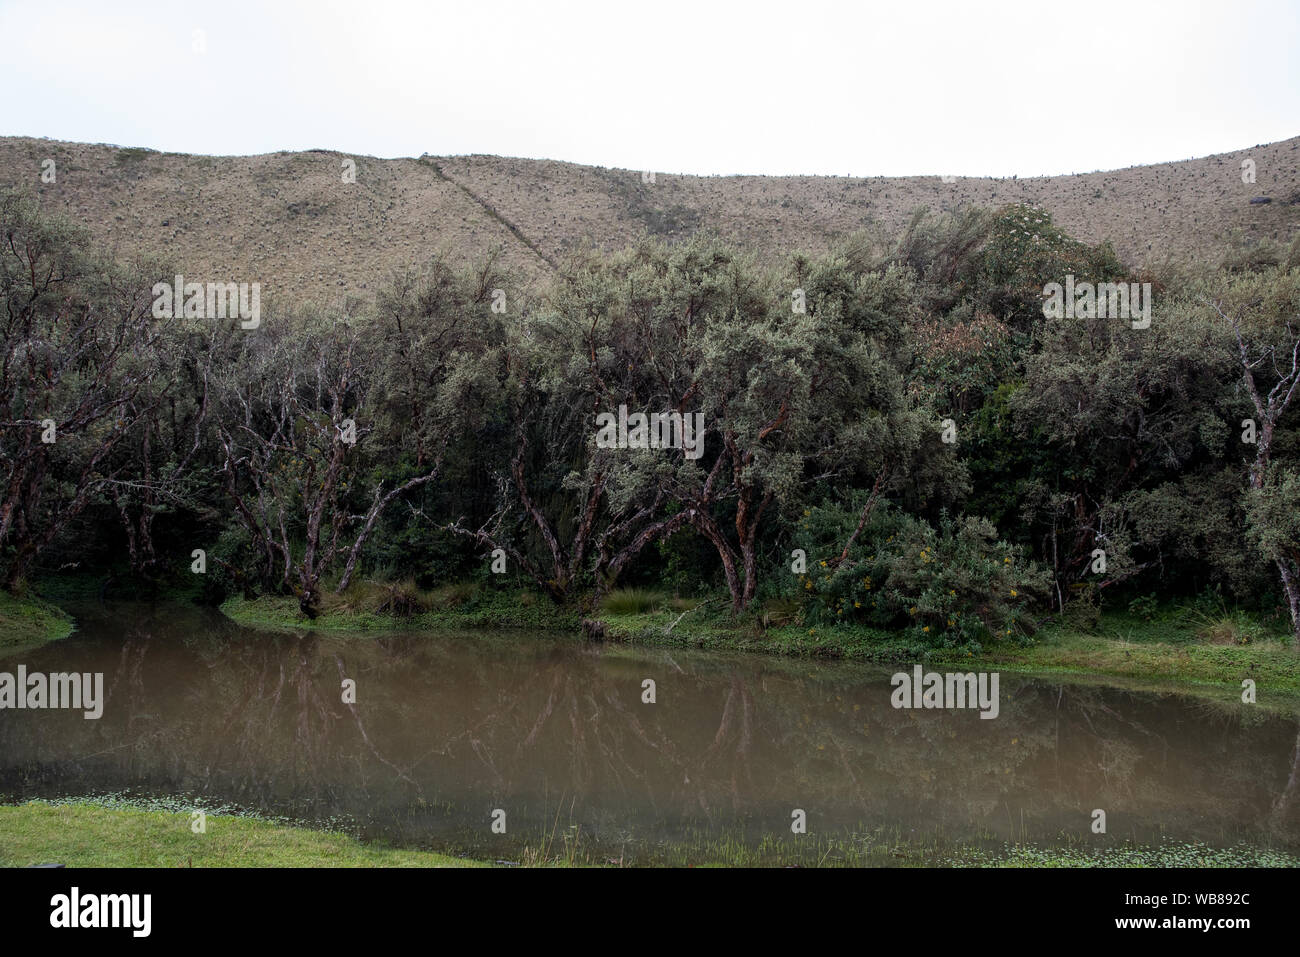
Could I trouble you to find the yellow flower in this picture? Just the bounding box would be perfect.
[1010,589,1018,597]
[819,560,827,567]
[854,601,861,608]
[923,626,930,632]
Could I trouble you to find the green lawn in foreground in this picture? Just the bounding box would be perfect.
[0,802,483,868]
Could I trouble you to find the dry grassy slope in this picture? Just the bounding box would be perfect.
[2,134,1298,308]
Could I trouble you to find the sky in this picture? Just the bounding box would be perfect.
[1,0,1297,178]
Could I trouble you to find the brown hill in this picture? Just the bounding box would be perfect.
[2,135,1298,308]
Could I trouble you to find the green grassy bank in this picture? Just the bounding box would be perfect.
[0,590,75,651]
[219,585,1300,703]
[0,801,482,868]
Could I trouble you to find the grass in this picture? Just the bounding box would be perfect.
[595,600,1300,704]
[931,608,1300,702]
[221,582,580,634]
[114,146,152,163]
[599,587,668,615]
[0,590,74,650]
[0,801,484,868]
[6,801,1291,868]
[664,833,1300,868]
[216,579,1300,702]
[946,840,1300,868]
[10,132,1296,306]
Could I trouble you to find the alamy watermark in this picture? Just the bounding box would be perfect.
[1042,275,1151,329]
[595,404,705,460]
[890,665,999,719]
[50,887,150,937]
[152,274,261,329]
[0,666,103,719]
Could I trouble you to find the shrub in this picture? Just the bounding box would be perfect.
[795,503,1050,647]
[1127,593,1159,622]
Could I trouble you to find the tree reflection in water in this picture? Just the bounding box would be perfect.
[1,606,1296,857]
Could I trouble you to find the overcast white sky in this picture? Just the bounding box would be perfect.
[1,0,1297,177]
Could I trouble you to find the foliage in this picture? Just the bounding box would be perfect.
[3,191,1299,646]
[793,500,1049,648]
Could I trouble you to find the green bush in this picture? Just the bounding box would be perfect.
[975,203,1127,326]
[1127,593,1159,621]
[794,502,1049,648]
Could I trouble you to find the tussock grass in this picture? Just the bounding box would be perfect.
[1179,603,1275,646]
[424,582,480,608]
[599,588,667,616]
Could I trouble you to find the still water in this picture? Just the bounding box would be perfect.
[2,602,1298,862]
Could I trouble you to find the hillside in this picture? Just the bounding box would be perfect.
[2,134,1298,307]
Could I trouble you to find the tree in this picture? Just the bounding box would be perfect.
[554,236,936,613]
[0,191,178,590]
[1012,277,1234,607]
[443,241,690,604]
[1211,266,1300,643]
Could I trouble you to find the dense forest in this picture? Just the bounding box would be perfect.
[3,186,1299,648]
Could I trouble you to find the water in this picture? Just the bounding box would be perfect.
[2,602,1298,863]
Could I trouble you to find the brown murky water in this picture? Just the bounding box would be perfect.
[2,602,1298,861]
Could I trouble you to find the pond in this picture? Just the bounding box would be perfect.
[2,602,1298,864]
